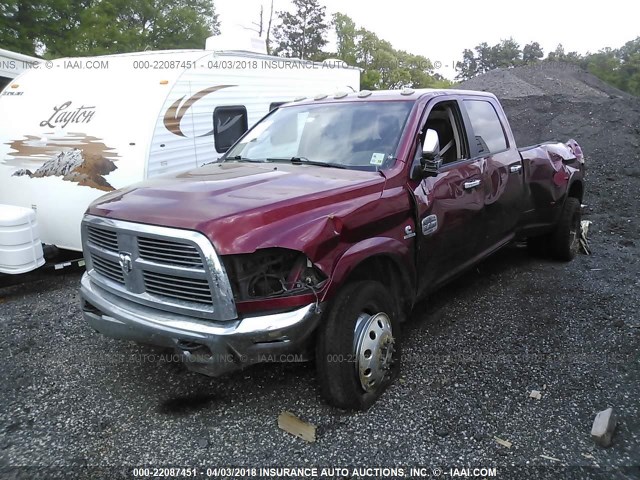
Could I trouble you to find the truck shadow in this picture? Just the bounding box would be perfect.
[143,244,550,413]
[120,340,317,415]
[410,243,538,322]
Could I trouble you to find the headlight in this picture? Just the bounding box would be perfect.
[221,248,326,301]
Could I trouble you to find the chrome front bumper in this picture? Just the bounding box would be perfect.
[80,273,324,376]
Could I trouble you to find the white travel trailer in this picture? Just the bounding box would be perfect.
[0,37,360,274]
[0,48,41,90]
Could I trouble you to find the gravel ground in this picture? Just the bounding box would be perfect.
[1,65,639,479]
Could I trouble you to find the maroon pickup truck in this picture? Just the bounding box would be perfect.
[80,88,585,410]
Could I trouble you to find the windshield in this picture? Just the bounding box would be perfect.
[224,100,414,170]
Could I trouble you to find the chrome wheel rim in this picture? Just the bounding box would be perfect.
[354,312,395,392]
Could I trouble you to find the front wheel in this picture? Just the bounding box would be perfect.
[316,281,401,410]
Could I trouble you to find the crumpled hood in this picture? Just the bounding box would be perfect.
[88,162,386,257]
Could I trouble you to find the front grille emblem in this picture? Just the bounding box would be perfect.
[118,252,133,275]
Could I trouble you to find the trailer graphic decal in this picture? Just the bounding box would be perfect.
[5,133,119,191]
[163,85,235,137]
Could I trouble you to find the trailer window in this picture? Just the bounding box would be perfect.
[214,106,248,153]
[464,100,508,154]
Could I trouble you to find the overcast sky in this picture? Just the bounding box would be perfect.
[215,0,638,79]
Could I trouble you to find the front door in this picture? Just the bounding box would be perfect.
[410,99,486,296]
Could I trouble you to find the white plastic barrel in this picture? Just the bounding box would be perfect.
[0,204,45,274]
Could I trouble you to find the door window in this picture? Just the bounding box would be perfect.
[421,101,468,164]
[464,100,508,154]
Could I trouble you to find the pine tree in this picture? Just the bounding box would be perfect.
[273,0,328,60]
[522,42,544,63]
[455,49,478,80]
[333,12,357,65]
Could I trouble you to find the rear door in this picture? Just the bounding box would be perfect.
[410,97,486,295]
[462,98,524,250]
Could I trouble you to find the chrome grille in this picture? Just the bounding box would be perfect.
[143,271,213,304]
[87,225,118,251]
[138,236,203,269]
[91,256,124,284]
[81,215,237,321]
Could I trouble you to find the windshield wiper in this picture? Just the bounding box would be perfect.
[224,156,266,163]
[266,157,347,169]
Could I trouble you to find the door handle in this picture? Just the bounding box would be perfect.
[464,179,481,189]
[510,164,522,173]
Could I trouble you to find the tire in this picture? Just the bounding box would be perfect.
[316,281,401,410]
[549,197,582,261]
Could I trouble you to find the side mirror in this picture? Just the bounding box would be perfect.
[411,128,442,179]
[422,129,440,160]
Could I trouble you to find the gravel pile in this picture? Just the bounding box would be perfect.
[458,62,629,100]
[0,64,638,478]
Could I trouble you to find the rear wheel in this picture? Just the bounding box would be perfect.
[550,197,582,261]
[527,197,582,261]
[316,281,401,410]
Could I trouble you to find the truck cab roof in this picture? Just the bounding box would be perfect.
[286,88,499,106]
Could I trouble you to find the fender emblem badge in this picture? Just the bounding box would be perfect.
[404,225,416,239]
[422,215,438,236]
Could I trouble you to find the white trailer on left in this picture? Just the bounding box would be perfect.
[0,36,360,274]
